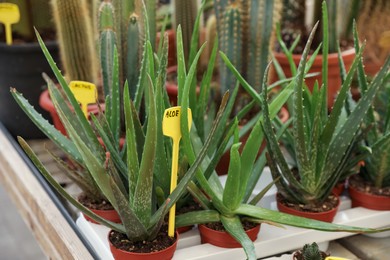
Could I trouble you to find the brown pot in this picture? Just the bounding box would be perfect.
[198,223,260,248]
[39,89,102,135]
[215,107,290,175]
[271,48,356,109]
[276,193,340,223]
[108,230,178,260]
[348,183,390,211]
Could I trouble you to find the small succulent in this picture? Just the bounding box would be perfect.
[293,242,329,260]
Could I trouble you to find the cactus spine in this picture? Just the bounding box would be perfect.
[51,0,98,85]
[214,0,283,94]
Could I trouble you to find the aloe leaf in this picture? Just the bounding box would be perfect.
[133,76,157,226]
[17,137,124,233]
[110,46,120,143]
[326,57,390,178]
[10,88,82,163]
[175,210,221,227]
[176,26,186,105]
[35,30,103,156]
[293,22,319,180]
[220,215,256,260]
[195,37,219,140]
[276,23,297,76]
[223,142,242,211]
[321,1,329,93]
[236,204,389,233]
[109,177,147,241]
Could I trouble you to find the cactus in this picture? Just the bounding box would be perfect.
[292,242,329,260]
[173,0,198,63]
[213,0,283,95]
[100,0,156,99]
[51,0,99,85]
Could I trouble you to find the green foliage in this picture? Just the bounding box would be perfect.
[262,1,390,206]
[12,24,228,243]
[213,0,283,94]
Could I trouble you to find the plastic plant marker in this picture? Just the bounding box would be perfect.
[162,106,192,237]
[69,81,97,118]
[0,3,20,45]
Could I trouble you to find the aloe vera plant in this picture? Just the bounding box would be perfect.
[12,16,233,250]
[262,1,390,207]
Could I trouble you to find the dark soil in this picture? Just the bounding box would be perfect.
[293,250,329,260]
[78,193,114,211]
[204,220,258,232]
[349,175,390,197]
[109,224,176,253]
[277,193,339,213]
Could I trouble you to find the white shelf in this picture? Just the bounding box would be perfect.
[76,169,390,260]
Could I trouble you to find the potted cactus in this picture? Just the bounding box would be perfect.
[262,3,390,223]
[292,242,330,260]
[348,56,390,210]
[0,0,58,139]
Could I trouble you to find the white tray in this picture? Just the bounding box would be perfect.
[76,169,390,260]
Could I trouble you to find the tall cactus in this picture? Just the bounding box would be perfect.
[214,0,283,94]
[51,0,98,85]
[173,0,198,64]
[101,0,156,99]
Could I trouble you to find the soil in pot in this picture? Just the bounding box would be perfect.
[276,192,340,223]
[108,225,178,260]
[348,175,390,210]
[199,221,261,248]
[78,193,121,224]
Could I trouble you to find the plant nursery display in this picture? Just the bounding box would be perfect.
[3,0,390,260]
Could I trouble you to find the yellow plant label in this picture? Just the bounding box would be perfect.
[0,3,20,45]
[69,81,97,118]
[162,106,192,237]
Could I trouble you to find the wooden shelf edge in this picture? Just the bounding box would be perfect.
[0,130,93,260]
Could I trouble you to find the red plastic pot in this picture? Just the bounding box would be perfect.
[39,89,102,135]
[270,48,356,109]
[108,230,178,260]
[276,193,340,223]
[198,223,260,248]
[348,184,390,210]
[332,181,345,196]
[83,208,121,224]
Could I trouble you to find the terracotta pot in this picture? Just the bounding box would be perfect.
[39,89,102,135]
[215,107,289,175]
[108,230,178,260]
[276,193,340,223]
[198,223,260,248]
[271,48,356,109]
[332,181,345,196]
[348,184,390,211]
[83,208,121,224]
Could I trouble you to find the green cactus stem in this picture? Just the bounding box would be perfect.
[51,0,98,85]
